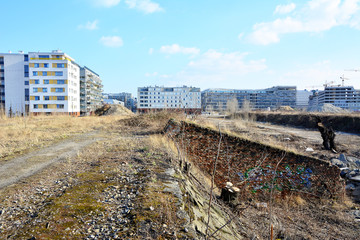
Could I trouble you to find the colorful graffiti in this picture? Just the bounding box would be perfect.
[237,165,313,193]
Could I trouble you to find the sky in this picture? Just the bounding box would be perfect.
[1,0,360,96]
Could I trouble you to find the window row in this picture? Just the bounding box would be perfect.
[30,96,68,101]
[33,71,63,76]
[30,79,68,84]
[33,87,65,93]
[33,104,64,109]
[30,63,67,68]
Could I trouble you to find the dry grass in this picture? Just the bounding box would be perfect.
[0,114,128,160]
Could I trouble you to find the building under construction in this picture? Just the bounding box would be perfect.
[309,86,360,112]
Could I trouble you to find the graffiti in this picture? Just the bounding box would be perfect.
[237,165,313,193]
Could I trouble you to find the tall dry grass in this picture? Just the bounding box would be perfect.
[0,114,127,160]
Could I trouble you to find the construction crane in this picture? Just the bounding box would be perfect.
[306,80,336,89]
[340,74,349,86]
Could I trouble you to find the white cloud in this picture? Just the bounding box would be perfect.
[163,50,267,88]
[238,33,244,40]
[93,0,121,7]
[247,0,360,45]
[145,72,158,77]
[125,0,163,13]
[148,48,154,54]
[160,44,200,55]
[99,36,123,47]
[78,20,99,30]
[274,3,296,14]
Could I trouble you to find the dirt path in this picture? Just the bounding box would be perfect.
[0,131,103,189]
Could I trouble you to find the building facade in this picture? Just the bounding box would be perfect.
[137,86,201,113]
[80,67,103,115]
[0,50,102,116]
[202,86,297,111]
[104,92,136,112]
[308,86,360,111]
[0,52,29,116]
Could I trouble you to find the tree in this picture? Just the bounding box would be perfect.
[226,97,238,118]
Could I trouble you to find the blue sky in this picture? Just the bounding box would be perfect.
[2,0,360,95]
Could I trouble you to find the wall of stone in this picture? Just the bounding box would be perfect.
[164,120,345,201]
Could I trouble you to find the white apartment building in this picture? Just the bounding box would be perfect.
[137,86,201,113]
[0,52,29,115]
[28,51,80,115]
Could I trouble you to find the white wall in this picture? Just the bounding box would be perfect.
[3,54,26,115]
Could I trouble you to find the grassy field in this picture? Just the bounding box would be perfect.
[0,114,128,160]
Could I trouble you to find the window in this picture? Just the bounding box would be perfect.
[57,63,65,68]
[33,71,38,76]
[55,71,63,76]
[44,79,49,84]
[42,71,47,76]
[43,104,48,109]
[34,63,39,68]
[24,55,28,62]
[35,96,40,100]
[39,55,49,59]
[44,96,49,101]
[55,88,64,92]
[42,88,47,92]
[34,104,38,109]
[43,63,48,68]
[57,96,65,101]
[34,80,39,84]
[57,80,65,84]
[25,81,29,85]
[57,104,64,109]
[33,88,38,93]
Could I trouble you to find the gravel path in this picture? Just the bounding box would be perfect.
[0,131,102,189]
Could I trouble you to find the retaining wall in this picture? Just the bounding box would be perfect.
[164,120,345,201]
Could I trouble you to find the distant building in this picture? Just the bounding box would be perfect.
[137,86,201,113]
[80,67,103,115]
[308,86,360,111]
[103,98,124,106]
[0,52,29,115]
[202,86,297,111]
[103,92,136,112]
[296,90,312,110]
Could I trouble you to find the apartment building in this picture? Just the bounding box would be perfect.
[137,86,201,113]
[308,86,360,111]
[28,51,80,115]
[80,67,103,115]
[201,86,297,111]
[0,50,103,116]
[0,52,29,115]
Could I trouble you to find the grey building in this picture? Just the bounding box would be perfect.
[202,86,297,111]
[80,66,103,115]
[308,86,360,111]
[104,92,136,112]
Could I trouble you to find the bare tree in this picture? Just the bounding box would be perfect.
[226,97,238,118]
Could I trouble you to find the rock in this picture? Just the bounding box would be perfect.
[149,206,154,211]
[305,147,314,152]
[339,154,347,162]
[331,159,347,168]
[346,184,356,190]
[340,168,350,178]
[347,156,360,168]
[350,175,360,182]
[352,187,360,197]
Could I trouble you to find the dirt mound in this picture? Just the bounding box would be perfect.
[309,103,349,113]
[104,105,134,116]
[95,104,134,116]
